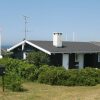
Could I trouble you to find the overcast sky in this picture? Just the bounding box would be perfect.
[0,0,100,45]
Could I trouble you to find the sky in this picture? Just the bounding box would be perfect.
[0,0,100,45]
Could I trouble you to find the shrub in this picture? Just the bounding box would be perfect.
[18,62,38,81]
[0,58,37,91]
[2,51,13,58]
[38,66,68,85]
[38,66,100,86]
[0,58,23,91]
[27,51,50,67]
[38,65,51,74]
[5,71,23,91]
[0,58,100,88]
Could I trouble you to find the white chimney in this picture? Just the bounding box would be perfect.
[53,32,62,47]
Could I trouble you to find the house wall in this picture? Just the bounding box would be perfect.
[84,54,95,68]
[84,53,100,68]
[69,53,100,69]
[50,53,62,66]
[68,53,100,69]
[12,45,23,59]
[12,43,39,59]
[61,53,84,69]
[69,54,76,69]
[96,54,100,68]
[65,53,83,69]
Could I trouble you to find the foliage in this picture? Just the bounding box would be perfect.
[38,67,100,86]
[0,58,22,91]
[0,57,100,90]
[5,71,23,91]
[0,58,37,91]
[38,66,68,85]
[26,51,50,67]
[2,50,13,58]
[20,63,39,81]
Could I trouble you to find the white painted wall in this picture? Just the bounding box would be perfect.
[78,54,84,69]
[63,54,69,69]
[53,33,62,47]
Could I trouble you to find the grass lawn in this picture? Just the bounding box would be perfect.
[0,82,100,100]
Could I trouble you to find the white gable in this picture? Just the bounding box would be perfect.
[7,40,51,55]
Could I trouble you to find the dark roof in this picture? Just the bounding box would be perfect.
[29,40,100,53]
[91,42,100,46]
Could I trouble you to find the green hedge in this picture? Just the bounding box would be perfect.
[0,58,100,90]
[38,67,100,86]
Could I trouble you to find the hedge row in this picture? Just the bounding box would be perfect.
[38,65,100,86]
[0,58,100,91]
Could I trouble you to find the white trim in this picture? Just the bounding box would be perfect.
[78,54,84,69]
[98,53,100,62]
[7,40,51,55]
[22,43,25,51]
[7,40,26,52]
[62,54,69,70]
[25,40,51,55]
[23,52,26,59]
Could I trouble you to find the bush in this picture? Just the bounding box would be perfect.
[38,66,68,85]
[38,66,100,86]
[18,62,38,81]
[27,51,50,67]
[0,58,23,91]
[0,58,100,88]
[5,71,23,91]
[0,58,37,91]
[2,51,13,58]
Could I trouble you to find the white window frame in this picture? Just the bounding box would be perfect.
[98,53,100,62]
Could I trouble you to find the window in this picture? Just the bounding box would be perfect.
[98,53,100,62]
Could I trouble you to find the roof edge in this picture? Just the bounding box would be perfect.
[26,40,51,55]
[7,40,26,52]
[7,40,51,55]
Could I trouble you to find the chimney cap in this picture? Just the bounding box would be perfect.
[53,32,62,35]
